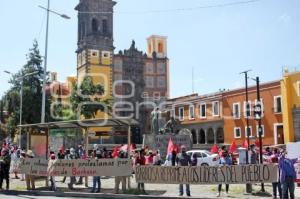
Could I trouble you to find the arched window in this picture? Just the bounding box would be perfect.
[92,18,98,33]
[102,19,108,34]
[158,42,163,53]
[81,22,85,40]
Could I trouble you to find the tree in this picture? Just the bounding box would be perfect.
[0,99,4,124]
[4,40,52,138]
[70,76,112,119]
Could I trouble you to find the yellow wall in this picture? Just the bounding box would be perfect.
[77,49,113,122]
[281,70,300,143]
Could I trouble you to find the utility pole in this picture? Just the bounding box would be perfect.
[254,76,265,192]
[40,1,70,123]
[240,69,252,194]
[41,0,50,124]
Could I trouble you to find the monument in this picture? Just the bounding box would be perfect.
[144,108,192,157]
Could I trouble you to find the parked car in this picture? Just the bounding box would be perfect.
[187,150,219,166]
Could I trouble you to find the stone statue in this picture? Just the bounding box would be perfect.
[163,117,177,134]
[151,107,163,135]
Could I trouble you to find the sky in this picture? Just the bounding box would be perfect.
[0,0,300,98]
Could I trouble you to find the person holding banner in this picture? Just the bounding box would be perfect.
[135,149,146,194]
[68,148,77,190]
[49,152,57,191]
[25,150,35,190]
[279,150,297,199]
[91,150,102,193]
[270,148,282,199]
[176,145,191,197]
[216,147,232,197]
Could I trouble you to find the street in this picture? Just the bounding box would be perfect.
[0,175,299,199]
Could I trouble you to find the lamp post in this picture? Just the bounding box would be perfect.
[39,0,70,123]
[253,76,265,192]
[4,70,39,149]
[240,69,252,194]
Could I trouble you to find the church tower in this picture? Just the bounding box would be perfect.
[75,0,116,99]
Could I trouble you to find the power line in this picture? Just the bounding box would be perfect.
[78,0,262,15]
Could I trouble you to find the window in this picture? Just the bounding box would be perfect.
[92,18,98,32]
[245,126,253,137]
[91,50,98,57]
[102,19,108,34]
[102,51,110,58]
[157,63,166,74]
[200,103,206,118]
[158,42,163,53]
[145,76,154,88]
[233,103,240,119]
[212,101,220,116]
[146,63,154,74]
[256,125,265,137]
[157,76,166,88]
[234,127,241,138]
[274,96,282,113]
[179,107,184,121]
[244,101,252,118]
[189,105,195,120]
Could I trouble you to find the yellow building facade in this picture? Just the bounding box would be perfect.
[281,69,300,143]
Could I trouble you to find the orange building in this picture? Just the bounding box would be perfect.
[166,80,283,147]
[223,80,283,146]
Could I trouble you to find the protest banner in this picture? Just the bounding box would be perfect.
[143,134,192,157]
[135,164,278,184]
[296,164,300,183]
[19,158,132,177]
[287,142,300,159]
[19,158,48,176]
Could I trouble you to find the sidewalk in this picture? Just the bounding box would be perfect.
[4,175,300,198]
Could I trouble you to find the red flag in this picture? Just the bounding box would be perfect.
[112,146,119,158]
[211,144,218,153]
[229,141,237,153]
[173,144,179,154]
[242,139,248,148]
[130,144,136,151]
[167,138,175,154]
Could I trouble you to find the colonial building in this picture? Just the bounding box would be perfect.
[113,37,169,138]
[166,93,224,145]
[281,70,300,143]
[166,80,283,147]
[223,80,283,146]
[75,0,115,102]
[68,0,170,143]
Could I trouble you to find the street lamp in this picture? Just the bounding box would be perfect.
[240,69,252,194]
[252,76,265,192]
[39,0,70,124]
[4,70,39,149]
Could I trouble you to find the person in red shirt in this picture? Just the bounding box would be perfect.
[145,151,154,165]
[135,149,146,193]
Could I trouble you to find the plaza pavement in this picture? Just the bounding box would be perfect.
[0,175,299,198]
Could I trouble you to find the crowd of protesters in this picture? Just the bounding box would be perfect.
[0,138,299,199]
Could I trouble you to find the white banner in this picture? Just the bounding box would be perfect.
[135,164,278,184]
[19,158,132,177]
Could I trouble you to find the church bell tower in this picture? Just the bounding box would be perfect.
[75,0,116,98]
